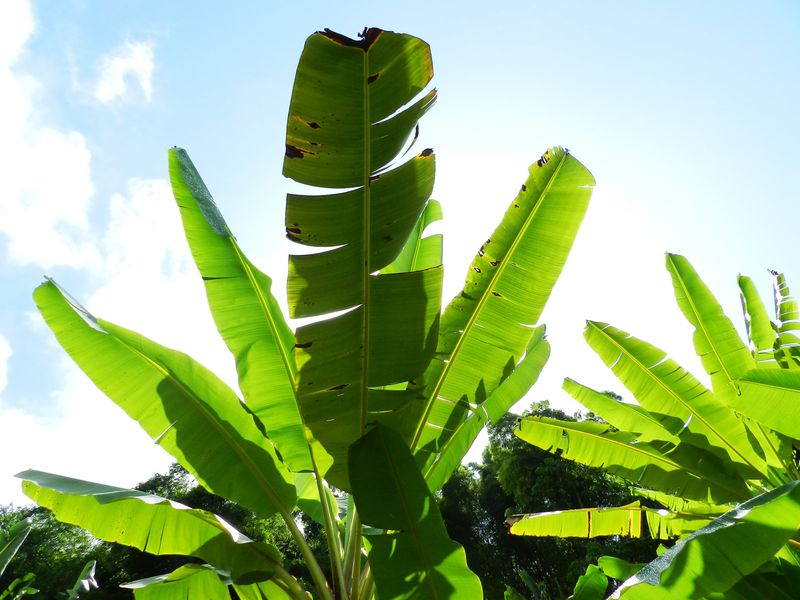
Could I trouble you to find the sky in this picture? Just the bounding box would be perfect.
[1,0,799,507]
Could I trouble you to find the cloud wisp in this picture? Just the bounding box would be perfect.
[93,40,155,104]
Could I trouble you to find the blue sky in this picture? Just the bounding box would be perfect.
[1,0,798,505]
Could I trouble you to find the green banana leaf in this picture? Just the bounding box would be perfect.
[381,198,443,274]
[168,147,311,473]
[282,28,442,488]
[412,148,594,453]
[33,280,296,519]
[582,320,764,478]
[665,254,755,396]
[18,470,281,582]
[571,564,608,600]
[423,327,550,492]
[631,488,730,517]
[66,560,98,599]
[233,580,295,600]
[349,425,482,600]
[0,520,30,577]
[738,275,777,366]
[704,559,800,600]
[734,369,800,440]
[615,480,800,599]
[563,378,678,444]
[515,416,749,503]
[506,501,709,540]
[122,564,230,599]
[597,556,645,582]
[770,271,800,368]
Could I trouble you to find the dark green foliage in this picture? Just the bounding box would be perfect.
[439,403,657,599]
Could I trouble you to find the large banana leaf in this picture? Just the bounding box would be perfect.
[168,147,311,473]
[665,254,755,396]
[282,28,442,488]
[738,275,777,366]
[515,417,750,503]
[423,327,550,492]
[563,378,678,444]
[614,481,800,599]
[412,148,595,454]
[733,369,800,441]
[33,280,296,519]
[349,425,482,600]
[18,470,281,582]
[506,501,709,540]
[122,565,230,600]
[582,321,765,478]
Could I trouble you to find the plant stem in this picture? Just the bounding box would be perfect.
[357,563,374,600]
[272,562,313,600]
[314,463,347,599]
[343,508,362,596]
[280,507,333,600]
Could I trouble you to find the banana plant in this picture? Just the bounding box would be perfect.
[509,256,800,598]
[19,27,594,600]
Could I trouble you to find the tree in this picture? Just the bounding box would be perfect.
[510,258,800,598]
[17,27,594,599]
[440,406,656,600]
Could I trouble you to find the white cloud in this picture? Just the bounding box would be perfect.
[0,334,11,396]
[2,177,238,506]
[93,40,155,104]
[0,0,99,270]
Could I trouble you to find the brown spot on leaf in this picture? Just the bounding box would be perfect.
[491,291,503,297]
[286,227,301,234]
[420,148,433,157]
[329,383,348,391]
[285,144,310,159]
[514,203,520,208]
[308,121,321,129]
[367,73,380,84]
[521,184,527,192]
[473,267,481,273]
[478,246,485,257]
[383,235,393,242]
[294,341,313,349]
[490,260,499,267]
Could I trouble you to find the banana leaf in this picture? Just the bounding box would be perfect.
[771,271,800,369]
[122,564,230,599]
[665,254,755,397]
[349,425,482,600]
[515,417,750,503]
[583,320,765,478]
[412,148,595,454]
[168,147,311,473]
[33,280,296,518]
[422,327,550,492]
[738,275,778,366]
[571,564,607,600]
[18,470,281,582]
[282,28,442,488]
[615,480,800,599]
[734,369,800,441]
[0,521,30,577]
[506,501,709,540]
